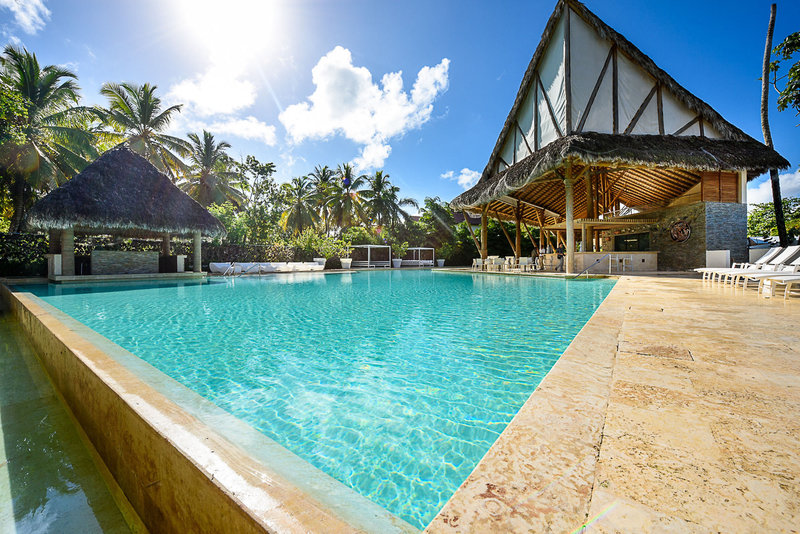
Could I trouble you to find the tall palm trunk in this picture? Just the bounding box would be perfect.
[761,3,788,246]
[9,172,27,233]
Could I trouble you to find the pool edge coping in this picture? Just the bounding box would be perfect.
[0,282,418,534]
[426,274,626,532]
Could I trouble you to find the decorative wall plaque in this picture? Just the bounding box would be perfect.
[669,220,691,242]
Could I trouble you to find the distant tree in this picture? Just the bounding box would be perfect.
[326,163,367,231]
[418,196,456,248]
[308,164,335,233]
[233,155,283,243]
[748,197,800,239]
[95,82,189,180]
[179,130,246,207]
[280,176,319,235]
[760,4,788,246]
[361,170,418,229]
[770,31,800,119]
[0,45,97,232]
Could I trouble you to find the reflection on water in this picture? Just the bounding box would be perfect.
[0,314,131,533]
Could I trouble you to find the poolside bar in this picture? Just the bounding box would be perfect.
[450,0,789,273]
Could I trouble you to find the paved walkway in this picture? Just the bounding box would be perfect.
[429,276,800,533]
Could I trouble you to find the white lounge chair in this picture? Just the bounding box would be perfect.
[209,262,231,274]
[721,246,800,285]
[703,246,797,284]
[759,273,800,299]
[733,254,800,289]
[234,262,261,275]
[472,258,484,271]
[695,246,783,281]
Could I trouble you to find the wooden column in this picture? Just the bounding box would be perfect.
[515,205,522,259]
[565,164,575,274]
[162,233,171,256]
[60,228,75,276]
[480,206,488,260]
[193,231,202,273]
[585,171,594,251]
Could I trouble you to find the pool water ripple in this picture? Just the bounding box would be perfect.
[22,270,615,529]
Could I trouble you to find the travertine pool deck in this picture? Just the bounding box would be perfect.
[428,275,800,533]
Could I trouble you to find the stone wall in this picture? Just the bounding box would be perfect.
[705,202,748,264]
[91,250,159,274]
[600,201,746,271]
[650,203,708,271]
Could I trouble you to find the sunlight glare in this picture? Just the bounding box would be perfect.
[174,0,288,62]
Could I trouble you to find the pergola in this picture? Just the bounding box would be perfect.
[451,0,788,273]
[26,145,225,277]
[350,244,391,268]
[404,247,435,266]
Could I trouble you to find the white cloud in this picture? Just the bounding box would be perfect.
[205,116,277,146]
[0,0,50,34]
[441,168,480,189]
[747,170,800,206]
[279,46,449,170]
[167,114,277,148]
[168,63,257,117]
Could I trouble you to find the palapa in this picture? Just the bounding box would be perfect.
[26,144,226,238]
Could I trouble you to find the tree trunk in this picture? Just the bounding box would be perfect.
[8,173,26,233]
[761,3,788,246]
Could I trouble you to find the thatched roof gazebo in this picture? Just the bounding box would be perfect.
[451,0,789,273]
[26,144,225,278]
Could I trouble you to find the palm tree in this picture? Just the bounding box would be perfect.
[95,82,189,180]
[280,176,319,235]
[326,163,367,231]
[0,45,97,232]
[308,164,335,233]
[179,130,246,207]
[361,170,418,229]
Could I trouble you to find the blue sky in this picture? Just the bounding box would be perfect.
[2,0,798,209]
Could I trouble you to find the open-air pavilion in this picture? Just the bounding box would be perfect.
[451,0,788,274]
[349,244,392,268]
[403,247,435,267]
[25,144,225,282]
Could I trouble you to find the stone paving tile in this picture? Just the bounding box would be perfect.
[429,275,800,533]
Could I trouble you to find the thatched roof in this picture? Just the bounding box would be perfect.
[452,133,790,209]
[26,144,226,238]
[476,0,781,187]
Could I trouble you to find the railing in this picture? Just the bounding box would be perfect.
[570,253,611,279]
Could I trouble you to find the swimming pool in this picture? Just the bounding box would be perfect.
[21,271,615,528]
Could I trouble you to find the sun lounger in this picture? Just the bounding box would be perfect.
[234,262,261,275]
[695,246,783,281]
[702,246,798,283]
[760,273,800,299]
[209,262,230,274]
[733,255,800,288]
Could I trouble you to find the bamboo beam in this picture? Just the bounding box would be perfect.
[480,205,488,259]
[576,46,614,133]
[515,204,522,259]
[537,72,564,138]
[522,220,537,249]
[565,4,572,134]
[462,210,481,255]
[494,210,517,254]
[623,83,658,135]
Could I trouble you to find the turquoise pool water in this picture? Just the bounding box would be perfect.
[21,271,615,528]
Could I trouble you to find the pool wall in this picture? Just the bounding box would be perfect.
[0,283,416,533]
